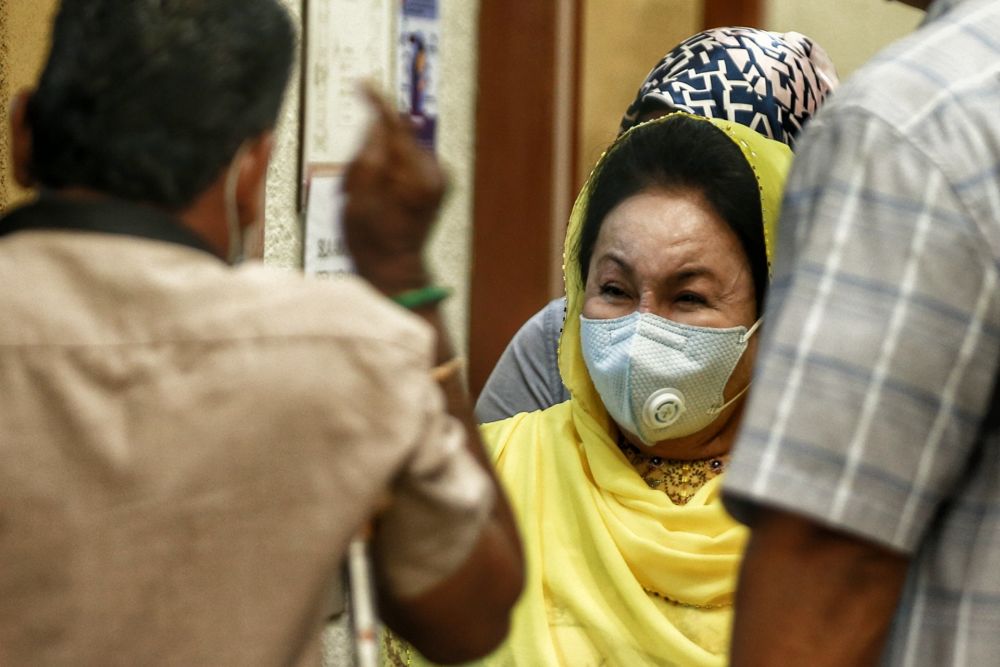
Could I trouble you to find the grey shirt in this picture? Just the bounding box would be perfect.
[723,0,1000,664]
[475,297,570,423]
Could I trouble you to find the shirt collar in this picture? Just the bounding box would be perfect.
[0,195,219,259]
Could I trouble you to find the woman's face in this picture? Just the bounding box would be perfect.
[581,186,759,453]
[582,187,756,326]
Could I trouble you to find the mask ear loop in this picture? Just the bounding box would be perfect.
[224,143,251,265]
[707,382,752,415]
[740,317,764,344]
[709,318,764,415]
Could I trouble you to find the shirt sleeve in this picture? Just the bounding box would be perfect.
[723,107,1000,554]
[474,297,570,423]
[374,356,496,600]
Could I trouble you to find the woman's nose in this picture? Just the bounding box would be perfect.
[636,292,666,318]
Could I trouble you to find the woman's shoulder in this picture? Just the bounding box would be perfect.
[479,399,574,460]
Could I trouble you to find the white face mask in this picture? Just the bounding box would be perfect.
[580,311,761,446]
[223,142,255,265]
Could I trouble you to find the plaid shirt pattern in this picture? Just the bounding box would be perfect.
[724,0,1000,664]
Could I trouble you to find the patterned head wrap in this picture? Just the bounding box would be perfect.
[619,28,839,147]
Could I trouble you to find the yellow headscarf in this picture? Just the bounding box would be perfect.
[388,114,791,667]
[484,114,791,667]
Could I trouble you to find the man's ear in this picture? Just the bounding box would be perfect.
[235,132,275,229]
[10,89,36,189]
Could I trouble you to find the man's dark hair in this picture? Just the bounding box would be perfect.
[577,114,768,314]
[27,0,296,210]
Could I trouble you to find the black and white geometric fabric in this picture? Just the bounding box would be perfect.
[619,28,839,148]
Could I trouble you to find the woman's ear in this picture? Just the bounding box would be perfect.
[10,89,36,189]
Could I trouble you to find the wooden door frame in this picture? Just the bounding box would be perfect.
[467,0,582,397]
[704,0,763,29]
[467,0,763,398]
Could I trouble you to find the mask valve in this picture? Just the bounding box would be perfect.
[643,388,685,429]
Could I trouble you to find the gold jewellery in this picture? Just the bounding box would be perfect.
[617,439,728,506]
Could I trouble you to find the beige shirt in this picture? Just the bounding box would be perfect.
[0,221,492,665]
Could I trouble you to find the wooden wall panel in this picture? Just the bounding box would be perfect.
[703,0,763,29]
[577,0,700,188]
[468,1,580,396]
[0,0,58,210]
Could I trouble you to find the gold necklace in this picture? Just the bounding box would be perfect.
[617,440,728,505]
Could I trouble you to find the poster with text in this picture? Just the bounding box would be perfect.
[303,0,393,172]
[301,0,392,270]
[303,173,354,277]
[398,0,439,151]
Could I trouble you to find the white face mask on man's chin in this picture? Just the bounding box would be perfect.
[223,142,265,265]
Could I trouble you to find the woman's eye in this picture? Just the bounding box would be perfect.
[599,283,629,299]
[676,292,707,306]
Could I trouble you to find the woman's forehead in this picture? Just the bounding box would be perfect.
[592,189,747,275]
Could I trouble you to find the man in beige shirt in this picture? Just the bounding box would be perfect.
[0,1,523,665]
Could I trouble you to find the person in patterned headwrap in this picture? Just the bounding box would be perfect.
[475,27,838,424]
[618,28,838,144]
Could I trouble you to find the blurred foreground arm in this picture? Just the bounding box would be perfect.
[342,87,524,664]
[730,507,909,667]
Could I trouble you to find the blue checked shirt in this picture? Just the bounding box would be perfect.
[723,0,1000,664]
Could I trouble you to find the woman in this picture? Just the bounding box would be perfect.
[475,26,837,424]
[483,112,790,665]
[385,112,790,665]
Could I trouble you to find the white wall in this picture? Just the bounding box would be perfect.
[765,0,924,77]
[265,0,305,271]
[264,0,479,357]
[425,0,480,358]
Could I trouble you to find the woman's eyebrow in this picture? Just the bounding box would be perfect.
[673,266,717,282]
[597,251,633,276]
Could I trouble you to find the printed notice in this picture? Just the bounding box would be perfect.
[303,173,353,277]
[303,0,393,169]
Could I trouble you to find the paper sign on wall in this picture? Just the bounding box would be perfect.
[303,173,354,277]
[301,0,392,276]
[302,0,393,170]
[302,0,443,276]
